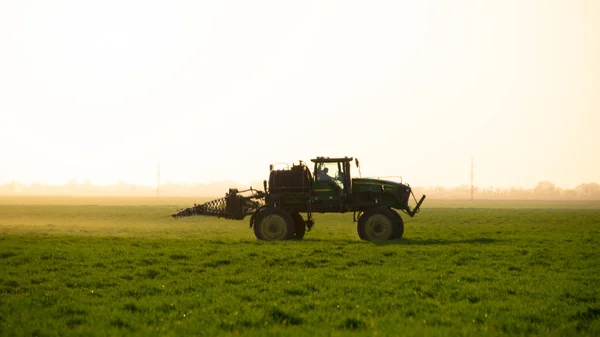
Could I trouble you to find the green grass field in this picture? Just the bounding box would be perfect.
[1,197,599,336]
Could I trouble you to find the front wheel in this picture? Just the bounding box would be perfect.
[388,209,405,239]
[254,208,295,241]
[357,208,396,241]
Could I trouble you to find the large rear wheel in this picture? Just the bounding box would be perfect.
[357,208,396,241]
[291,212,306,240]
[254,208,295,241]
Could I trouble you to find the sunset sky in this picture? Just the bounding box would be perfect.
[1,0,598,189]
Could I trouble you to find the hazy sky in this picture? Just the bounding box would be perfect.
[1,0,598,189]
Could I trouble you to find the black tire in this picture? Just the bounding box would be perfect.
[357,208,396,241]
[253,208,295,241]
[388,209,405,239]
[290,212,306,240]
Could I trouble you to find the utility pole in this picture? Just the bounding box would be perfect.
[470,156,474,201]
[156,160,160,197]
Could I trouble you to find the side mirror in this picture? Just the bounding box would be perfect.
[355,158,361,178]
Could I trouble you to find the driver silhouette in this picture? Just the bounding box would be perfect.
[319,167,333,181]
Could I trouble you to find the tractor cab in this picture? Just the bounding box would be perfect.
[310,157,354,209]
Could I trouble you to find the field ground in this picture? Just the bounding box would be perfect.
[0,197,599,336]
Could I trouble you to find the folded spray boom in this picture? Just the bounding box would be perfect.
[172,188,265,220]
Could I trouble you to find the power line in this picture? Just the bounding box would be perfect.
[470,156,474,201]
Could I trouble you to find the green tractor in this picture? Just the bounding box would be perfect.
[172,156,426,241]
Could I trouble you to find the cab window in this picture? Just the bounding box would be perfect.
[315,162,345,187]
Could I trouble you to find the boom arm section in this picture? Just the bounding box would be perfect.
[406,193,426,217]
[172,188,265,220]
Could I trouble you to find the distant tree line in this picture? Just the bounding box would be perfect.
[411,182,600,200]
[1,180,599,200]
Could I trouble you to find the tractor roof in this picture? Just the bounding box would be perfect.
[310,156,354,163]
